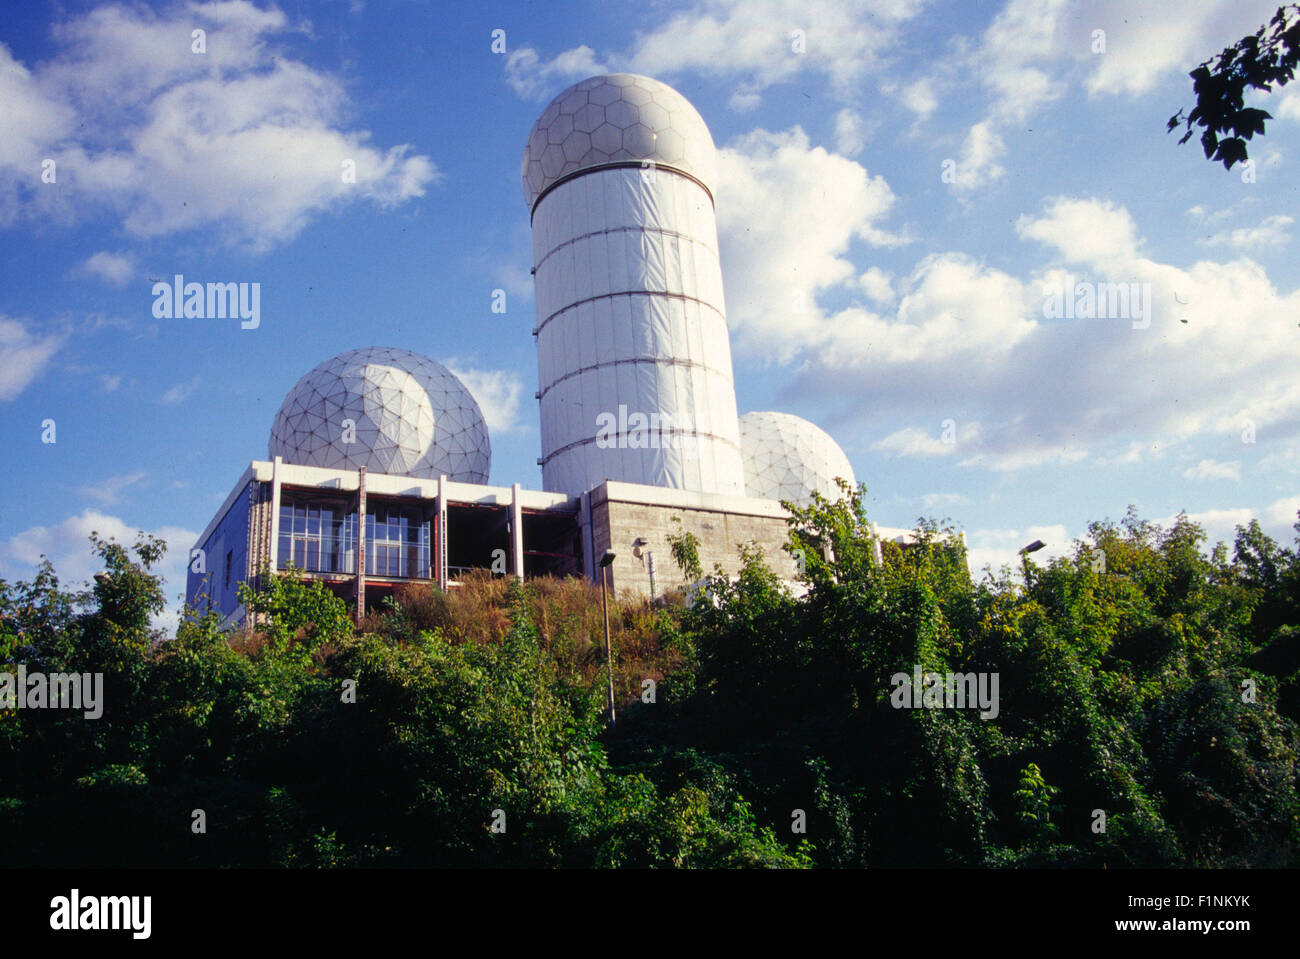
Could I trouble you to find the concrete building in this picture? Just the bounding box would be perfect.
[177,458,581,625]
[188,457,579,628]
[188,454,922,627]
[187,74,943,627]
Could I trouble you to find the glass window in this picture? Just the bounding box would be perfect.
[359,506,429,578]
[274,501,431,579]
[277,497,355,574]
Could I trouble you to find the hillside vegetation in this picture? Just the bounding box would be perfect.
[2,490,1298,868]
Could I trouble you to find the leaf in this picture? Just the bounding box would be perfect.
[1214,137,1249,168]
[1237,107,1271,137]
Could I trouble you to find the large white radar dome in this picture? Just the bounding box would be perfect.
[522,73,717,210]
[269,347,490,482]
[740,411,857,506]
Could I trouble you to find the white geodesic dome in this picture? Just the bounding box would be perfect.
[739,411,857,506]
[268,347,490,482]
[522,73,718,211]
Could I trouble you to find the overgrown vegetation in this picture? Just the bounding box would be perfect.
[2,490,1298,867]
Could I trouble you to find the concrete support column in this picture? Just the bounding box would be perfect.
[510,483,525,581]
[245,480,262,582]
[436,474,449,591]
[579,490,594,581]
[355,466,367,621]
[268,456,283,575]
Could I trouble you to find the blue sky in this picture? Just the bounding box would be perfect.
[2,0,1298,627]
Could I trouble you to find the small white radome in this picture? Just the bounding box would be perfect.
[740,411,857,506]
[268,347,490,482]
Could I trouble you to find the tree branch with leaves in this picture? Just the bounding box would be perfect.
[1168,4,1300,169]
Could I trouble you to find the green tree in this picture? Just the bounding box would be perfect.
[1168,4,1300,168]
[238,565,354,663]
[666,516,703,583]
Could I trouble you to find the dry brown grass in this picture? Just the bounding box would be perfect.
[226,623,269,658]
[370,574,685,705]
[229,574,685,708]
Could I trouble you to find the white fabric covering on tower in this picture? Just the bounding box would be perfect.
[525,75,745,497]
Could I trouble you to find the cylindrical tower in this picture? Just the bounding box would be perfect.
[523,74,745,497]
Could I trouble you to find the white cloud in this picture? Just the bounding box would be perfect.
[834,108,866,157]
[1081,0,1283,97]
[896,78,938,120]
[0,318,64,401]
[0,2,437,250]
[1097,441,1146,465]
[875,426,962,458]
[1016,195,1140,265]
[966,497,1300,582]
[858,266,894,304]
[1160,495,1300,549]
[727,87,763,112]
[921,492,969,510]
[958,444,1089,472]
[504,0,928,105]
[160,377,200,405]
[1186,203,1241,226]
[1202,214,1294,250]
[821,253,1037,368]
[1263,496,1300,531]
[1183,459,1242,482]
[951,121,1007,193]
[79,250,135,286]
[0,509,197,633]
[445,363,525,434]
[496,263,534,306]
[897,0,1066,194]
[767,194,1300,474]
[77,471,148,505]
[965,523,1071,577]
[895,0,1285,213]
[980,0,1069,122]
[0,43,77,226]
[714,126,903,360]
[504,44,607,101]
[1279,89,1300,121]
[922,0,1285,111]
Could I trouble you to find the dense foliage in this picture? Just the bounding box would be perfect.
[1168,3,1300,169]
[2,492,1298,868]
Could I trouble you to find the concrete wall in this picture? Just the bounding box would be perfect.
[589,481,797,597]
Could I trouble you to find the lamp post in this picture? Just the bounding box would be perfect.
[600,550,617,725]
[1019,539,1045,585]
[632,537,654,598]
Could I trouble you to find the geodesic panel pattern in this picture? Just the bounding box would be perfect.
[522,73,717,210]
[739,411,857,506]
[268,347,490,482]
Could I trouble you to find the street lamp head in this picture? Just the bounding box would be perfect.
[600,550,616,567]
[1020,539,1046,555]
